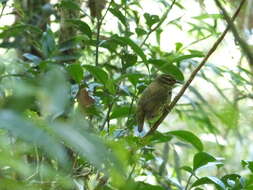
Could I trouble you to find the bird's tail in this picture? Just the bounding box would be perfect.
[136,109,145,132]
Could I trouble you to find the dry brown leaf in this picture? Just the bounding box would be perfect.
[77,88,95,108]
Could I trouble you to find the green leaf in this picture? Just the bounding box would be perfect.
[181,166,193,174]
[84,65,108,85]
[105,78,116,94]
[175,42,183,52]
[109,8,127,26]
[242,160,253,173]
[193,14,223,20]
[173,53,204,63]
[148,59,184,81]
[191,176,226,190]
[23,53,41,65]
[165,130,203,151]
[144,13,160,28]
[135,27,147,37]
[66,19,92,38]
[110,105,130,119]
[134,182,164,190]
[41,26,56,57]
[84,65,115,93]
[122,53,138,68]
[52,122,124,173]
[148,131,173,144]
[59,0,81,10]
[0,24,41,39]
[67,63,83,83]
[39,67,70,118]
[121,73,144,86]
[113,35,147,63]
[0,110,69,167]
[193,152,217,171]
[0,63,5,75]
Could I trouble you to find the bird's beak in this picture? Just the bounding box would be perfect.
[176,80,183,84]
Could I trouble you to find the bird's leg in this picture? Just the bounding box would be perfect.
[164,103,171,112]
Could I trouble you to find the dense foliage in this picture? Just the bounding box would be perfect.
[0,0,253,189]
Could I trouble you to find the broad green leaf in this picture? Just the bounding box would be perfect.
[242,160,253,173]
[23,53,41,65]
[148,59,184,81]
[58,0,81,10]
[52,53,82,62]
[84,65,108,85]
[0,63,5,75]
[122,53,138,68]
[181,166,193,174]
[165,130,203,151]
[67,63,83,83]
[144,13,160,28]
[191,176,226,190]
[41,26,56,57]
[52,122,124,174]
[0,24,41,39]
[193,152,217,171]
[84,65,115,93]
[110,105,131,119]
[148,131,173,144]
[105,78,116,94]
[0,110,69,167]
[113,35,147,63]
[122,73,144,86]
[66,19,92,38]
[135,27,147,37]
[173,53,204,63]
[109,8,127,26]
[175,42,183,52]
[39,67,69,119]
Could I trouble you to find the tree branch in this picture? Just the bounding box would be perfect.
[95,0,113,66]
[144,0,245,137]
[214,0,253,66]
[140,0,177,47]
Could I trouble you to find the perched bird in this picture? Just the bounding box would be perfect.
[136,74,181,132]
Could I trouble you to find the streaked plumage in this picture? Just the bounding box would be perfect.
[136,74,179,132]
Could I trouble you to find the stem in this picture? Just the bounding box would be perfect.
[144,0,245,137]
[214,0,253,66]
[140,0,177,48]
[185,173,193,190]
[95,0,113,66]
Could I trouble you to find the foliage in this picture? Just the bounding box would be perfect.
[0,0,253,190]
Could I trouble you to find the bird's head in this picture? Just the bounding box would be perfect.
[156,74,182,87]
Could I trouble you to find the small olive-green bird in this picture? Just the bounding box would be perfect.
[136,74,181,132]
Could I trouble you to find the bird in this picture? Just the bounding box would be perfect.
[136,74,181,132]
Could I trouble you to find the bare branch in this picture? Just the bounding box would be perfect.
[214,0,253,66]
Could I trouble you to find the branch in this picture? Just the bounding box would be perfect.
[95,0,113,66]
[140,0,177,47]
[214,0,253,66]
[144,0,245,137]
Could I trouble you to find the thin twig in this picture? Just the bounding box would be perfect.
[144,0,245,137]
[140,0,177,47]
[214,0,253,66]
[100,101,114,131]
[95,0,113,66]
[185,173,193,190]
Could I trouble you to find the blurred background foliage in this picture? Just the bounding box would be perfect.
[0,0,253,189]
